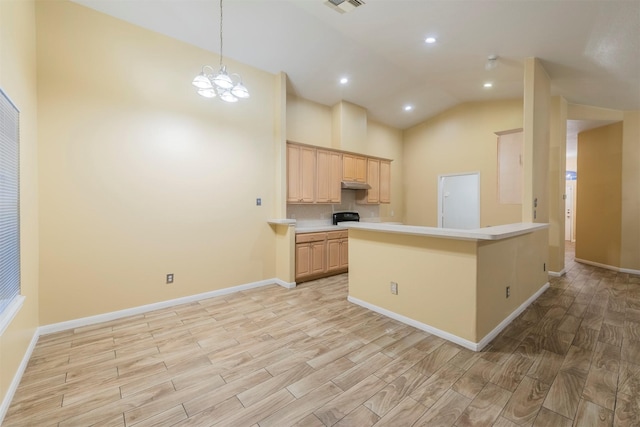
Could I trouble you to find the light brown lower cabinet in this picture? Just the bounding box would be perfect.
[296,230,348,282]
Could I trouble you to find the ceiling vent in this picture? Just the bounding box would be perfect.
[325,0,365,14]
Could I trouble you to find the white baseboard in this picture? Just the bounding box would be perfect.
[575,258,640,275]
[474,282,550,350]
[39,278,289,336]
[274,279,297,289]
[548,269,566,277]
[348,282,550,352]
[0,328,39,425]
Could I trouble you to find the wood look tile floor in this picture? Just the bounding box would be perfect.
[6,243,640,426]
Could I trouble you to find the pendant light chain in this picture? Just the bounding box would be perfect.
[219,0,224,68]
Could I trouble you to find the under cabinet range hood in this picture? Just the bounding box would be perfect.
[341,181,371,190]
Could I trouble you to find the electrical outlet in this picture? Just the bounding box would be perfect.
[506,286,511,298]
[256,198,262,206]
[166,274,174,284]
[390,281,398,295]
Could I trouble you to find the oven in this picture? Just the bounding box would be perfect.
[332,211,360,225]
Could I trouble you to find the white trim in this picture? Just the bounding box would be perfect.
[575,258,640,275]
[0,295,25,337]
[348,282,549,352]
[0,327,38,425]
[347,296,481,351]
[475,282,550,350]
[1,277,294,421]
[273,279,297,289]
[40,278,286,335]
[548,269,566,277]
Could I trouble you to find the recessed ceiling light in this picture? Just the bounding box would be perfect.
[483,82,493,88]
[339,77,349,84]
[425,37,437,44]
[404,105,413,111]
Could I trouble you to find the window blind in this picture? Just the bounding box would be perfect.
[0,88,20,314]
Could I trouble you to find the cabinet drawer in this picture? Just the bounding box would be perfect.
[296,232,326,243]
[327,230,348,240]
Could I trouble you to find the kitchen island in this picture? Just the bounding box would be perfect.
[339,222,549,351]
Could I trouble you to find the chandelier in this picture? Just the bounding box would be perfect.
[192,0,249,102]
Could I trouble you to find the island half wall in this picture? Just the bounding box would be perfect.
[343,222,549,351]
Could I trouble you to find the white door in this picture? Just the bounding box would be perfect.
[565,184,573,241]
[439,173,480,229]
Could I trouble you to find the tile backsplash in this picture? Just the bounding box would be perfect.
[287,190,380,226]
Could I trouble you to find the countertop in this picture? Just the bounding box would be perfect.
[340,222,549,241]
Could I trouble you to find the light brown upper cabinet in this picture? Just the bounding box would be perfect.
[342,154,367,183]
[287,144,316,203]
[316,150,342,204]
[357,158,391,204]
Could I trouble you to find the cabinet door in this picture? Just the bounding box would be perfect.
[316,150,341,204]
[340,239,349,269]
[355,156,367,183]
[379,160,391,204]
[287,144,316,203]
[287,145,301,203]
[295,243,311,278]
[326,239,341,272]
[310,242,326,275]
[366,159,380,203]
[343,154,367,183]
[300,146,316,203]
[329,151,342,202]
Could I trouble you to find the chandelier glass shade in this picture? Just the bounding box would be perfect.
[192,0,249,103]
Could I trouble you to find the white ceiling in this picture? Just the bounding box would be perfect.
[73,0,639,131]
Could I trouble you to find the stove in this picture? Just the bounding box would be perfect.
[332,211,360,225]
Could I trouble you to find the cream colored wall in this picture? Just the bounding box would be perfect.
[347,230,478,341]
[332,101,368,153]
[476,229,548,339]
[576,123,623,267]
[365,120,404,222]
[36,1,278,324]
[286,95,332,148]
[403,99,523,227]
[566,157,577,172]
[273,224,295,283]
[548,96,567,273]
[620,111,640,270]
[0,0,40,411]
[522,58,551,223]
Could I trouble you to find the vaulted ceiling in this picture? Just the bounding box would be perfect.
[73,0,639,131]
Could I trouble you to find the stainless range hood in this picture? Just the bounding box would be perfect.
[341,181,371,190]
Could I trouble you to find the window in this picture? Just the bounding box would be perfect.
[0,88,21,330]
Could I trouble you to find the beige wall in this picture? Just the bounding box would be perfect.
[36,1,279,324]
[403,99,523,227]
[348,230,478,341]
[286,95,332,148]
[620,111,640,270]
[522,58,551,224]
[348,228,549,344]
[366,120,404,222]
[0,0,40,410]
[576,123,623,267]
[548,96,567,273]
[476,229,548,339]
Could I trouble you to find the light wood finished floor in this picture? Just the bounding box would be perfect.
[6,243,640,426]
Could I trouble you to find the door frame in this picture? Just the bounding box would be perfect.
[438,172,481,228]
